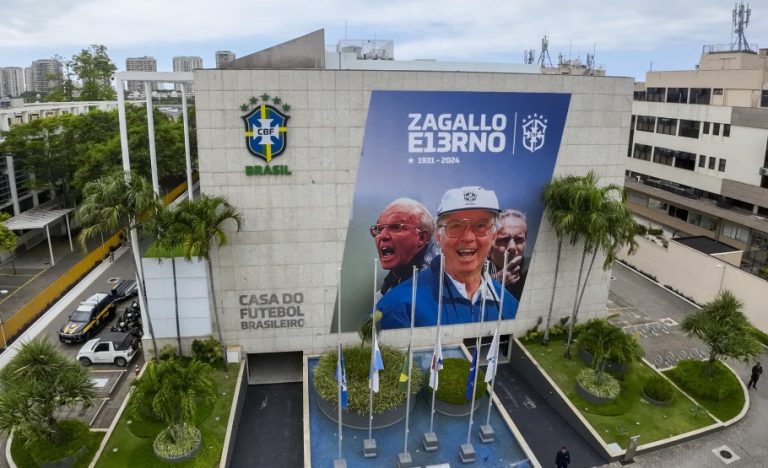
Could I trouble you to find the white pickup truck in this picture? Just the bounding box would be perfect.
[76,332,141,367]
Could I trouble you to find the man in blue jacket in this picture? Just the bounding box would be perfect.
[377,186,518,329]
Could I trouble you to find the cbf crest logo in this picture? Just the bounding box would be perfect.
[521,113,548,153]
[241,94,291,162]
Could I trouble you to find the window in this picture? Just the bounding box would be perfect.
[653,147,674,166]
[761,90,768,108]
[628,192,647,206]
[666,87,689,103]
[708,157,716,170]
[688,212,718,231]
[668,205,689,221]
[656,118,677,135]
[636,115,655,132]
[703,122,710,134]
[699,155,706,168]
[633,143,652,161]
[719,159,726,172]
[679,120,700,138]
[723,124,731,137]
[713,88,724,95]
[647,87,666,102]
[689,88,711,105]
[722,222,750,243]
[673,150,696,171]
[633,91,647,101]
[648,198,668,212]
[712,123,720,135]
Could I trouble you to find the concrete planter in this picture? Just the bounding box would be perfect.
[641,389,673,407]
[152,426,202,464]
[315,390,415,429]
[579,347,628,376]
[576,380,617,406]
[433,395,484,417]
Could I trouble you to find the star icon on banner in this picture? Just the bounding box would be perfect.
[408,157,414,164]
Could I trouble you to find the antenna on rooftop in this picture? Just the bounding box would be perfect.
[732,1,752,51]
[537,35,552,67]
[523,49,535,64]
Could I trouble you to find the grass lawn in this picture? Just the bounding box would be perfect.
[663,359,745,422]
[95,363,240,467]
[522,339,717,449]
[11,420,105,468]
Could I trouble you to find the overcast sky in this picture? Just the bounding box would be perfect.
[2,0,765,81]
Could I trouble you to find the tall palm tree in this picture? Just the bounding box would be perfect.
[562,172,636,357]
[76,169,161,357]
[160,194,242,369]
[577,319,643,383]
[540,174,582,344]
[0,337,96,445]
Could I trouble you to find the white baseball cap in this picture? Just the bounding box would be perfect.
[436,186,500,216]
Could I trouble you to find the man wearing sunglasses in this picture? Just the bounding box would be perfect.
[378,186,518,329]
[370,198,436,297]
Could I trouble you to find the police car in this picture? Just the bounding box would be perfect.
[58,293,117,344]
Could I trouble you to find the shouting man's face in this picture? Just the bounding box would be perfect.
[373,207,428,270]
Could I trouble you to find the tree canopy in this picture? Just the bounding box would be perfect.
[681,290,761,372]
[44,45,116,102]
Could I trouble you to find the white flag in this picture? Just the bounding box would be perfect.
[428,336,444,390]
[485,330,500,383]
[369,333,385,393]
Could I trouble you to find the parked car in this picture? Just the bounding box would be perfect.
[58,293,116,344]
[76,332,141,367]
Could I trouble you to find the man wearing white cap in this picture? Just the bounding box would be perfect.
[377,186,518,329]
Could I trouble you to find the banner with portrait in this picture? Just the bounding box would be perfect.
[333,90,570,332]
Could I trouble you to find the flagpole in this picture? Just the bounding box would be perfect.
[364,258,378,457]
[336,267,344,465]
[482,250,508,440]
[424,254,445,451]
[466,261,489,446]
[399,266,418,466]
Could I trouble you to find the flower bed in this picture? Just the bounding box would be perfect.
[575,368,620,405]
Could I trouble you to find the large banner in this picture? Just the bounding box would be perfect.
[333,90,570,333]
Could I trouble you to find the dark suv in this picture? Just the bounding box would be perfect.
[58,293,117,344]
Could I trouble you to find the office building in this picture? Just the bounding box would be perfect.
[172,56,203,92]
[0,67,25,98]
[125,56,158,94]
[215,50,236,68]
[626,47,768,275]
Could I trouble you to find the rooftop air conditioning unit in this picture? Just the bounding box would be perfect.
[759,167,768,176]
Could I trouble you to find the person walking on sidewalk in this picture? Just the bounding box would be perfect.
[556,446,571,468]
[747,362,762,389]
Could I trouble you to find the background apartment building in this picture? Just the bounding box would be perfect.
[125,56,158,94]
[0,68,25,98]
[215,50,236,68]
[626,46,768,275]
[28,59,62,94]
[171,56,202,92]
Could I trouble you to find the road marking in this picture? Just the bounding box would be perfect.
[0,266,50,306]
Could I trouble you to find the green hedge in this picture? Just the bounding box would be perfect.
[11,420,104,468]
[314,345,422,415]
[749,326,768,347]
[665,359,740,401]
[643,375,674,403]
[425,357,487,404]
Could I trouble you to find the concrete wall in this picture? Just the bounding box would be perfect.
[194,69,633,355]
[618,236,768,331]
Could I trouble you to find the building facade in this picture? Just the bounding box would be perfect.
[215,51,236,68]
[125,56,158,94]
[172,56,203,92]
[29,59,62,94]
[188,31,634,358]
[626,48,768,276]
[0,67,25,98]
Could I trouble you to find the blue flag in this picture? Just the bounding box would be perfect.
[465,346,479,401]
[336,343,349,409]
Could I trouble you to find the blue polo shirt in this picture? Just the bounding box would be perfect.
[377,258,518,329]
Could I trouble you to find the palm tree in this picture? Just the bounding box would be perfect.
[540,174,582,344]
[160,194,242,368]
[0,337,96,445]
[562,173,637,357]
[578,319,643,383]
[681,290,761,374]
[76,169,161,357]
[129,358,216,443]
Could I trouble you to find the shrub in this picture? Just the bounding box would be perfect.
[153,423,201,459]
[424,357,487,404]
[159,344,177,360]
[749,326,768,347]
[648,227,663,236]
[314,345,422,415]
[666,359,741,401]
[577,368,620,400]
[192,337,222,365]
[643,375,674,403]
[634,223,647,236]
